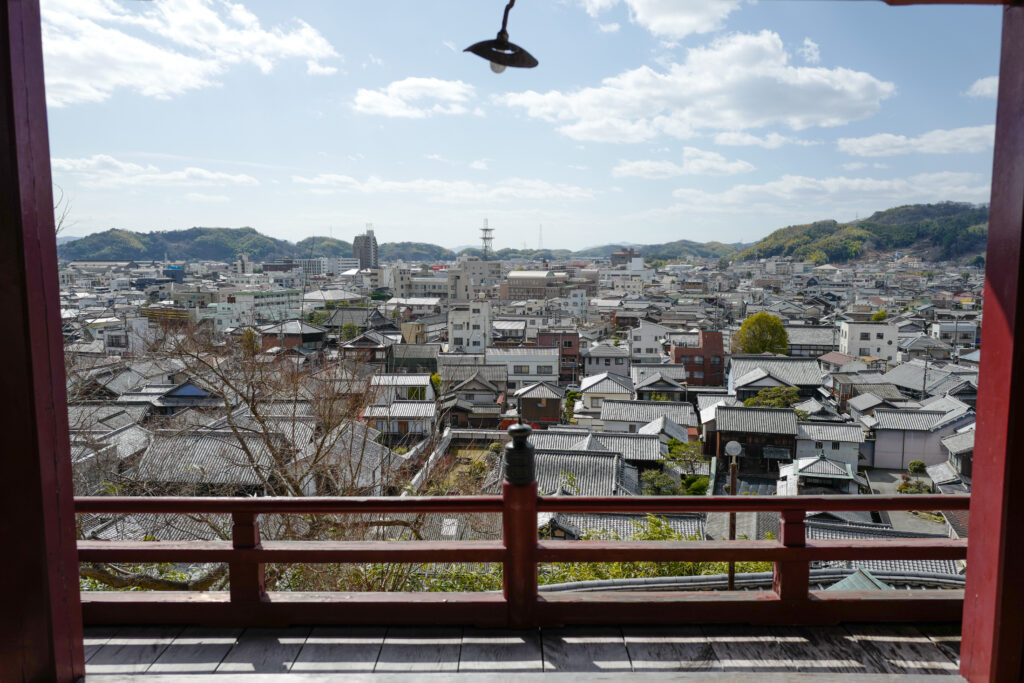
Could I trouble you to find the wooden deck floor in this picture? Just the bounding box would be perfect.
[82,623,964,680]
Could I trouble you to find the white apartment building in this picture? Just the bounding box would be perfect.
[448,257,503,300]
[448,301,492,352]
[839,320,898,363]
[930,321,978,351]
[210,289,302,331]
[629,320,672,363]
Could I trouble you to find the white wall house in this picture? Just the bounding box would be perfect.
[839,321,898,363]
[629,320,672,363]
[448,301,492,352]
[485,347,560,391]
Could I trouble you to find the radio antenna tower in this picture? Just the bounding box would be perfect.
[481,219,494,261]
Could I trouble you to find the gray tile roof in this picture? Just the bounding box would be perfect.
[846,392,887,412]
[363,401,437,419]
[528,452,639,496]
[370,373,433,387]
[805,521,960,576]
[631,364,690,384]
[941,428,975,455]
[715,406,798,435]
[796,422,865,443]
[581,342,629,358]
[137,430,283,486]
[730,356,824,388]
[600,400,697,428]
[514,381,565,399]
[784,326,837,346]
[638,416,690,442]
[581,372,634,394]
[531,430,665,462]
[543,512,705,540]
[873,409,946,431]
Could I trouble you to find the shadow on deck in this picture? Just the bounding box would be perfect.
[83,622,963,680]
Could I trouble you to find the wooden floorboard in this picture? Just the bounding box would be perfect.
[215,626,310,674]
[843,624,960,675]
[146,626,241,674]
[459,628,544,672]
[702,625,789,673]
[776,625,888,674]
[83,626,120,663]
[622,625,721,672]
[289,626,386,673]
[916,623,962,666]
[86,626,182,674]
[373,626,463,672]
[541,626,632,672]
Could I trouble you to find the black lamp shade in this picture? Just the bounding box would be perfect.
[464,38,538,69]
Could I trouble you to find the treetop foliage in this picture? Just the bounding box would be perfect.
[733,312,788,355]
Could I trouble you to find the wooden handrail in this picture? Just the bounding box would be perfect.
[74,426,970,627]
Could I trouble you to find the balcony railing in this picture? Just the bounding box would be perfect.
[75,427,969,628]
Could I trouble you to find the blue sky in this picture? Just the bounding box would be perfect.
[44,0,1001,250]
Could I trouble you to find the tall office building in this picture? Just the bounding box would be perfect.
[353,225,379,269]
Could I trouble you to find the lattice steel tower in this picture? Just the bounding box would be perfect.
[481,219,494,261]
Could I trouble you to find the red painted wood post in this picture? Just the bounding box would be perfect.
[502,422,538,628]
[230,513,267,604]
[961,5,1024,681]
[0,1,85,680]
[773,509,809,603]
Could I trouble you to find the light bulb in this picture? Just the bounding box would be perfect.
[490,61,506,74]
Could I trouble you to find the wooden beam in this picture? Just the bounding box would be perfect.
[961,4,1024,681]
[0,1,84,681]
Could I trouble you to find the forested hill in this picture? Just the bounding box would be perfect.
[739,202,989,263]
[58,202,988,264]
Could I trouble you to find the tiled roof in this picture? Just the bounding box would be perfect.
[363,401,437,419]
[581,342,629,358]
[638,416,689,442]
[873,409,945,431]
[634,372,686,391]
[370,373,432,386]
[581,372,634,394]
[543,512,705,541]
[600,400,697,427]
[818,351,858,365]
[528,452,638,496]
[531,430,664,461]
[514,381,565,399]
[715,406,798,435]
[806,521,960,575]
[846,393,886,412]
[796,422,865,443]
[138,430,283,486]
[730,356,823,387]
[941,428,975,455]
[784,326,837,346]
[631,364,689,384]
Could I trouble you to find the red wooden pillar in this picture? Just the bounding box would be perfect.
[230,513,267,605]
[961,5,1024,681]
[0,1,85,681]
[502,422,538,627]
[773,509,808,604]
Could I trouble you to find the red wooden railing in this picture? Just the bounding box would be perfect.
[75,427,969,627]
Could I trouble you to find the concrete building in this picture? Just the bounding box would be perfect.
[353,227,379,269]
[839,320,898,363]
[448,301,492,352]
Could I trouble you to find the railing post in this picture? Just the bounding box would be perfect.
[773,509,809,603]
[502,422,538,628]
[230,512,267,604]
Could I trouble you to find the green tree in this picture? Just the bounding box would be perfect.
[743,386,801,409]
[341,322,360,341]
[430,373,442,395]
[733,312,788,354]
[649,392,670,402]
[641,470,683,495]
[717,257,730,270]
[663,438,705,477]
[908,460,927,475]
[871,309,887,321]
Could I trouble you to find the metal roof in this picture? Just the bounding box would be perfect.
[846,392,887,412]
[362,401,437,419]
[715,406,798,435]
[941,428,975,455]
[370,373,432,386]
[600,400,697,428]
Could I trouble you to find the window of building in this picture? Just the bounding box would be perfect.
[694,355,704,364]
[453,323,463,330]
[693,371,704,379]
[832,441,841,450]
[463,393,474,401]
[563,340,573,347]
[592,397,603,407]
[513,364,530,374]
[815,441,823,449]
[860,332,870,341]
[454,337,464,345]
[876,333,884,340]
[604,358,611,366]
[471,340,481,347]
[615,358,624,365]
[537,365,553,374]
[472,324,480,330]
[858,347,870,356]
[472,308,480,314]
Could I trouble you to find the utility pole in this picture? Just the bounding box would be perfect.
[724,440,742,591]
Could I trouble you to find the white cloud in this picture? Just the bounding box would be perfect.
[798,38,820,65]
[469,159,489,171]
[353,77,475,118]
[442,40,457,52]
[837,124,995,157]
[599,23,621,33]
[499,31,894,143]
[667,171,989,214]
[52,154,259,188]
[291,174,594,203]
[41,0,341,107]
[713,131,816,149]
[842,162,867,171]
[966,76,998,98]
[583,0,741,39]
[185,192,230,202]
[613,147,754,178]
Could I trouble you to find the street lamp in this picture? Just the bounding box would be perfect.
[464,0,538,73]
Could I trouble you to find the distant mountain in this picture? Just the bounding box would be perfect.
[57,203,988,265]
[739,202,988,263]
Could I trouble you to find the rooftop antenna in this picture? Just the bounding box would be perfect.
[481,218,494,261]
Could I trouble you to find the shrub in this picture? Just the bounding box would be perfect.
[908,460,927,475]
[487,442,503,454]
